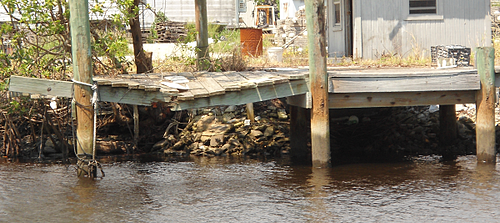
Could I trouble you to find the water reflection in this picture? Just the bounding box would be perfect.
[306,167,335,221]
[67,178,97,220]
[0,155,499,222]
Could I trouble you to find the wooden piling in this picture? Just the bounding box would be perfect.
[439,104,457,160]
[246,103,255,123]
[133,105,139,146]
[475,47,496,163]
[290,105,310,164]
[195,0,210,70]
[69,0,95,176]
[305,0,330,167]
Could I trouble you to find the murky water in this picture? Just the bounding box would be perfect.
[1,155,500,222]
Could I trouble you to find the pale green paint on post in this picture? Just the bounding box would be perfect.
[69,0,95,171]
[475,47,496,163]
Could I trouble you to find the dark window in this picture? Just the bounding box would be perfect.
[334,1,341,25]
[409,0,436,14]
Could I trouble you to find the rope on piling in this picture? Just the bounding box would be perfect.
[71,79,104,178]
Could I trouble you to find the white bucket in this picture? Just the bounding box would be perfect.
[267,47,284,63]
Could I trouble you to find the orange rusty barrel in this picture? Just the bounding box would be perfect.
[240,28,263,57]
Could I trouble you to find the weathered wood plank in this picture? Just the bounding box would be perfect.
[276,70,309,80]
[288,91,477,109]
[252,70,290,84]
[172,79,308,110]
[177,91,195,101]
[239,71,275,86]
[9,76,73,98]
[264,68,309,80]
[330,72,480,93]
[194,72,226,96]
[93,76,112,85]
[208,72,241,91]
[329,68,476,78]
[225,72,256,89]
[98,86,172,105]
[328,91,476,109]
[176,72,209,98]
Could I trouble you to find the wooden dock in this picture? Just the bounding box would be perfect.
[10,67,490,111]
[9,69,310,110]
[288,67,481,109]
[8,65,499,165]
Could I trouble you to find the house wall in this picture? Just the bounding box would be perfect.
[332,0,492,59]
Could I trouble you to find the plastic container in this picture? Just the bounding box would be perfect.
[267,47,283,62]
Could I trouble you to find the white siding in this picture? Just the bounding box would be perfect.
[332,0,492,59]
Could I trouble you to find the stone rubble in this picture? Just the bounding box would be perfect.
[156,100,290,157]
[154,101,499,160]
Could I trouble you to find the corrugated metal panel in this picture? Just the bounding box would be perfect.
[353,0,491,59]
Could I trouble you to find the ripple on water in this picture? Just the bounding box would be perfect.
[0,155,499,222]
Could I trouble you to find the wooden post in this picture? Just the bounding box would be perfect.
[439,104,457,160]
[475,47,496,163]
[305,0,330,167]
[290,105,310,164]
[69,0,95,176]
[133,105,139,146]
[246,103,255,123]
[195,0,210,70]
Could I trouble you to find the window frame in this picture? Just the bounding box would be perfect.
[331,0,342,31]
[409,0,436,15]
[405,0,443,21]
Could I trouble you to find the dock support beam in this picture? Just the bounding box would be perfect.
[305,0,330,167]
[475,47,496,163]
[69,0,95,176]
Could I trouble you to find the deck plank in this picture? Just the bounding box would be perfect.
[208,72,241,91]
[330,72,480,93]
[225,72,256,89]
[329,68,476,78]
[193,72,226,96]
[239,71,275,86]
[176,72,209,98]
[275,70,309,80]
[172,78,309,111]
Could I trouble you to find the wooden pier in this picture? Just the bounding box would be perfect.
[9,69,310,109]
[8,63,499,165]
